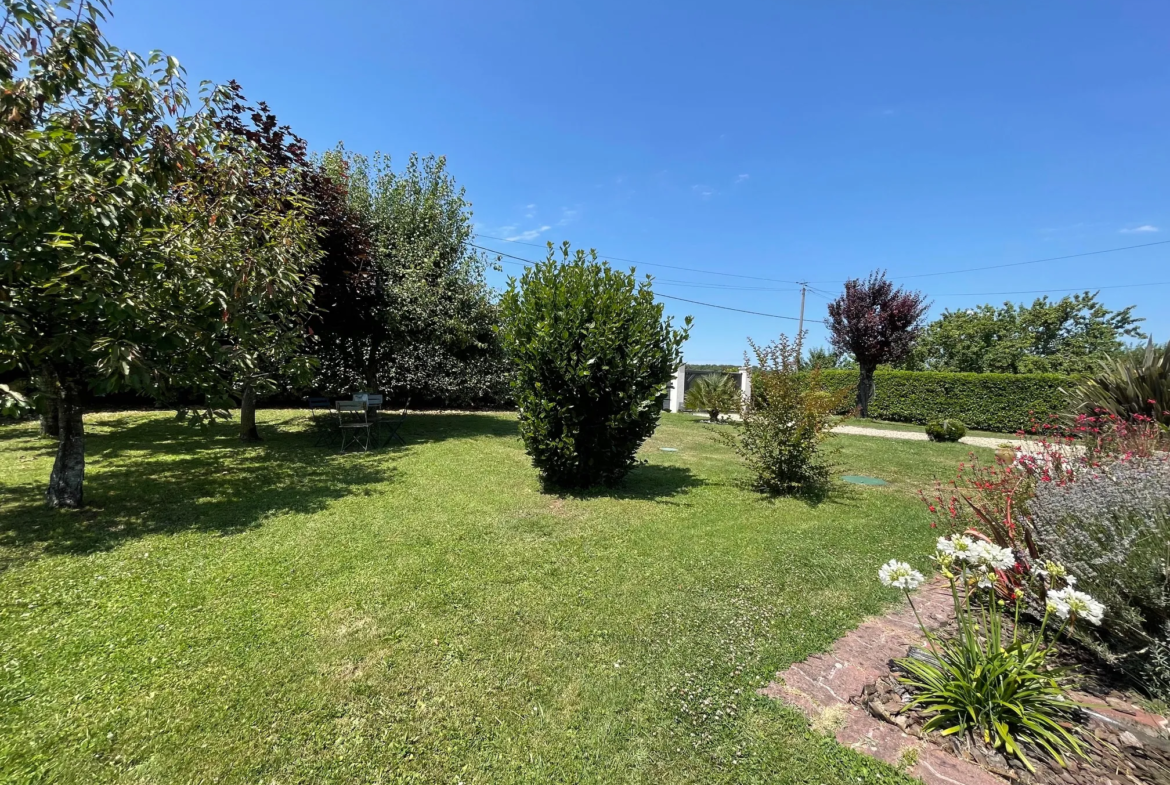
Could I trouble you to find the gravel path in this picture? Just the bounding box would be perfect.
[831,424,1019,450]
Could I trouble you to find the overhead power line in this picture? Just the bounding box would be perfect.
[473,238,806,285]
[471,242,802,320]
[478,233,1170,289]
[928,281,1170,297]
[809,238,1170,284]
[479,242,1168,304]
[656,294,801,320]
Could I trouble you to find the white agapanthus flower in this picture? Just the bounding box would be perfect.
[937,534,976,561]
[1047,588,1105,625]
[879,560,925,591]
[968,540,1015,571]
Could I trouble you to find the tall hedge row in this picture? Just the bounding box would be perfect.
[809,370,1071,433]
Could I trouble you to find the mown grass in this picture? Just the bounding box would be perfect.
[0,410,987,784]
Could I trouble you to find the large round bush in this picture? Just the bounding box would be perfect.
[499,243,690,488]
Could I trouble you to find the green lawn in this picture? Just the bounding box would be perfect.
[0,411,987,784]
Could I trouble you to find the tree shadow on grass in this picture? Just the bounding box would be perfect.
[547,462,706,504]
[0,423,396,571]
[0,411,525,571]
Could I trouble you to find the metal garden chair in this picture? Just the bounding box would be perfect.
[335,400,372,452]
[377,401,408,447]
[305,396,335,446]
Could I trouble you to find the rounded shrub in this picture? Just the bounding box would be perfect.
[925,419,966,442]
[499,243,691,488]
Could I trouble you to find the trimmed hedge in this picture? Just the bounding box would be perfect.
[808,369,1071,433]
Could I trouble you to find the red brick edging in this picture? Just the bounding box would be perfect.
[759,578,1008,785]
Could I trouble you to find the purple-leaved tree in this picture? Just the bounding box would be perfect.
[826,271,929,418]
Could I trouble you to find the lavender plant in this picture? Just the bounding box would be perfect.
[1028,455,1170,697]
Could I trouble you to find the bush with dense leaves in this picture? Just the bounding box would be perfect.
[810,369,1069,432]
[925,419,966,442]
[1028,455,1170,698]
[498,243,690,488]
[729,335,852,496]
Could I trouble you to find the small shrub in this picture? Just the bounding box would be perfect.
[881,541,1098,772]
[684,374,740,422]
[1028,455,1170,698]
[925,419,966,442]
[728,335,851,496]
[498,242,690,488]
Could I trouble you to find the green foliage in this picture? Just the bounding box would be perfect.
[0,0,297,505]
[804,345,854,370]
[887,554,1087,772]
[898,615,1084,771]
[0,383,31,419]
[729,335,851,496]
[925,419,966,442]
[1067,339,1170,426]
[499,243,690,488]
[907,293,1146,374]
[317,149,506,405]
[684,374,740,422]
[813,370,1069,433]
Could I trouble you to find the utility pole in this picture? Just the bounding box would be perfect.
[795,282,808,367]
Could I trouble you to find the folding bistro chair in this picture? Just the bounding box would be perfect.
[335,400,373,452]
[378,401,408,447]
[305,396,335,446]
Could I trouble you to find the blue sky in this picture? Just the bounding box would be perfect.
[106,1,1169,363]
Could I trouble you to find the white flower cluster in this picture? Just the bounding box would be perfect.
[1047,588,1105,625]
[936,535,1015,588]
[878,559,925,590]
[937,535,1014,570]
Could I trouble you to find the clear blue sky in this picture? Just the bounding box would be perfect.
[106,0,1169,363]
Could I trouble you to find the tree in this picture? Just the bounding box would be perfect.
[0,2,303,505]
[1,1,232,506]
[684,374,740,422]
[317,149,506,406]
[826,271,928,418]
[906,293,1145,375]
[804,346,854,370]
[200,91,322,441]
[499,242,691,488]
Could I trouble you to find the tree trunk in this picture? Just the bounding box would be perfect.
[857,363,876,419]
[45,377,85,509]
[38,366,60,439]
[239,385,262,442]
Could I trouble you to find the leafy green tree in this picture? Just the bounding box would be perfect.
[0,2,310,504]
[499,242,691,488]
[907,293,1145,375]
[1,1,226,506]
[804,345,854,370]
[684,374,740,422]
[200,93,321,441]
[319,149,506,405]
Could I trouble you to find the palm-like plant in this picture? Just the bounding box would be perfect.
[684,374,741,422]
[1067,339,1170,426]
